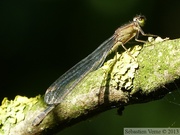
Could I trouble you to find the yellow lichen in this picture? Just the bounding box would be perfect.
[0,95,40,128]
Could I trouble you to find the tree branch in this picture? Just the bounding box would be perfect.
[1,38,180,135]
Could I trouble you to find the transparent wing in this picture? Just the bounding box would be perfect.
[44,35,116,105]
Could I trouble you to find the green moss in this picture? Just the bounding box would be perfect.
[132,38,180,94]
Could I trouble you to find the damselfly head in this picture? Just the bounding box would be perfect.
[133,15,146,27]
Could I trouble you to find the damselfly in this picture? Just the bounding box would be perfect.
[32,15,155,126]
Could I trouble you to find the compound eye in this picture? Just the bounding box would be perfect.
[138,17,145,27]
[133,15,146,27]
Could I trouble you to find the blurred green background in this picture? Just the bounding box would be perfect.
[1,0,180,134]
